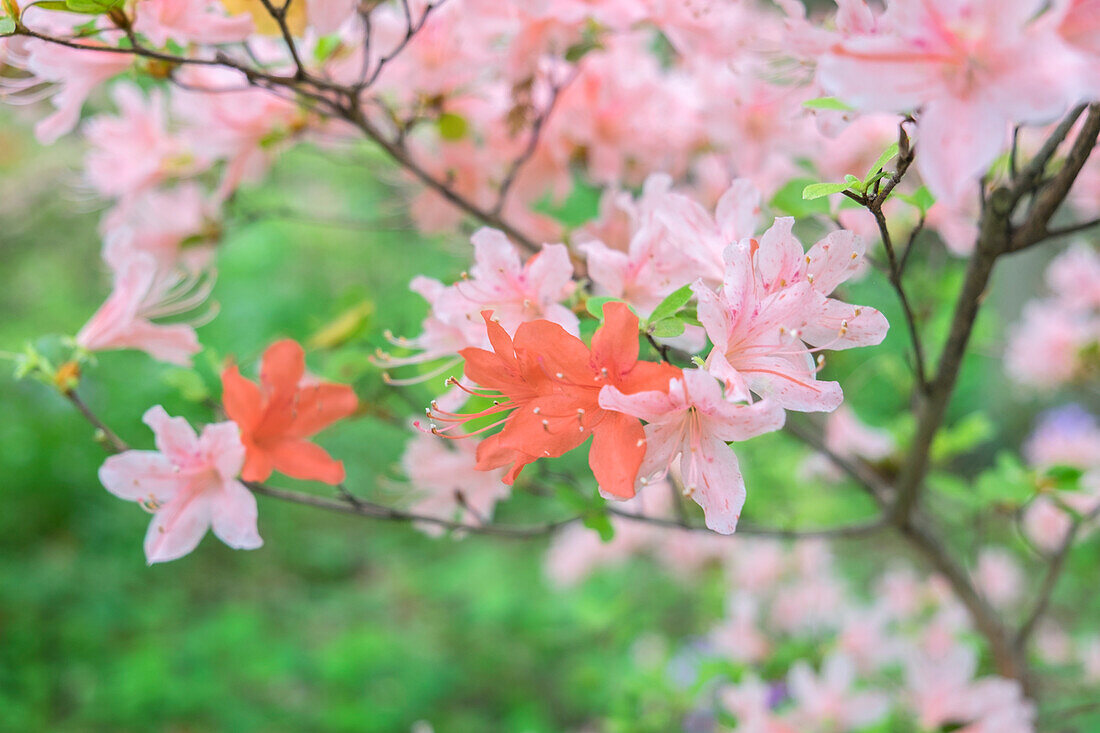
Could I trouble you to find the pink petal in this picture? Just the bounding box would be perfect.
[209,480,263,550]
[98,450,186,502]
[143,405,201,465]
[682,434,746,535]
[144,491,212,564]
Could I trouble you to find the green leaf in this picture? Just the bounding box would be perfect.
[646,284,693,324]
[162,369,211,403]
[863,142,899,184]
[313,34,341,63]
[649,318,686,338]
[771,178,831,218]
[582,511,615,542]
[1045,464,1084,493]
[437,112,468,141]
[802,96,854,111]
[895,185,936,215]
[31,1,70,9]
[975,452,1035,507]
[927,472,984,511]
[802,181,852,200]
[930,412,994,462]
[585,296,619,320]
[0,17,13,33]
[64,0,122,14]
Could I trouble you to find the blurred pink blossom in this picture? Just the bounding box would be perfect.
[98,406,261,564]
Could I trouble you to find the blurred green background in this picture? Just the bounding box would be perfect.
[0,119,725,732]
[1,111,1094,732]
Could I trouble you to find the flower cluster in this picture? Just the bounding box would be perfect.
[1006,244,1100,388]
[99,339,357,562]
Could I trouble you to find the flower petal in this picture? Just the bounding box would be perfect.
[210,480,263,550]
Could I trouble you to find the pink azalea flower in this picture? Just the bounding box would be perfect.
[171,66,305,197]
[400,429,511,537]
[786,652,891,732]
[973,548,1023,608]
[543,491,664,588]
[1023,404,1100,471]
[374,229,577,384]
[817,0,1082,200]
[76,241,207,366]
[581,174,761,317]
[133,0,254,46]
[599,368,785,534]
[1005,300,1097,388]
[904,644,1035,733]
[720,674,799,733]
[694,220,888,411]
[84,83,204,200]
[100,183,218,273]
[710,595,770,664]
[17,40,132,144]
[1044,244,1100,313]
[454,227,577,336]
[98,406,262,564]
[1059,0,1100,53]
[1035,622,1073,665]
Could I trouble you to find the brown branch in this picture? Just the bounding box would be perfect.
[783,420,891,505]
[1043,216,1100,239]
[247,482,582,538]
[899,515,1028,690]
[849,123,929,391]
[1008,104,1088,208]
[492,70,574,216]
[62,389,129,453]
[1015,504,1100,650]
[340,106,542,254]
[1011,104,1100,252]
[256,0,308,80]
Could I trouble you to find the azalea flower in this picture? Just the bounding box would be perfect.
[76,242,206,366]
[221,339,359,484]
[14,41,132,144]
[817,0,1082,200]
[98,406,262,564]
[786,652,891,731]
[133,0,255,47]
[400,429,510,536]
[373,229,577,385]
[694,220,888,412]
[427,302,681,497]
[84,83,205,201]
[599,368,784,534]
[581,174,761,317]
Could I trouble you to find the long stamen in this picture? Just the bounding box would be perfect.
[382,358,463,386]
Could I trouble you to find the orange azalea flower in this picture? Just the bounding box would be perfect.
[222,339,358,484]
[428,302,681,498]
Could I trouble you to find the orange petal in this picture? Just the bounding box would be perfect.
[221,364,264,433]
[268,440,345,484]
[591,301,640,379]
[588,411,644,499]
[288,383,358,438]
[260,339,306,404]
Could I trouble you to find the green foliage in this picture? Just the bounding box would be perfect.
[770,177,832,218]
[801,96,854,111]
[62,0,122,14]
[930,412,995,463]
[436,112,468,141]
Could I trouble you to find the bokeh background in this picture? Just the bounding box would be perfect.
[2,109,1096,732]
